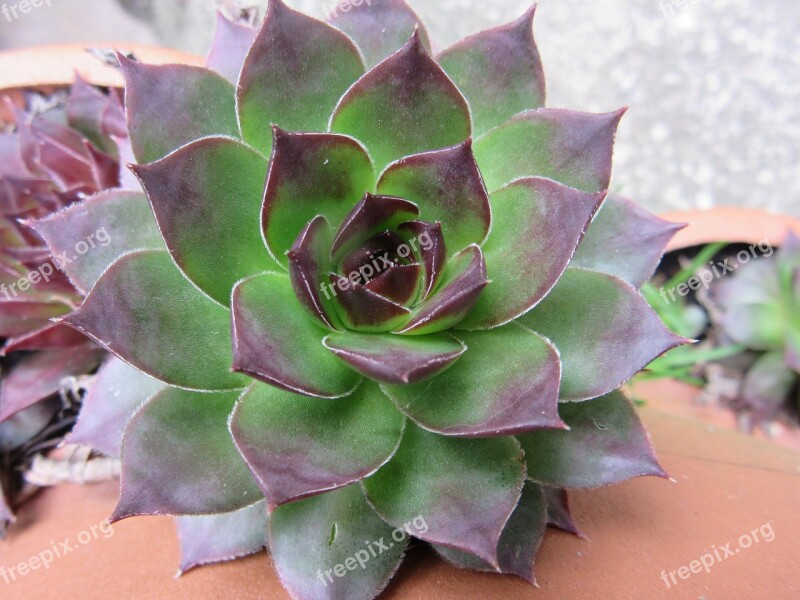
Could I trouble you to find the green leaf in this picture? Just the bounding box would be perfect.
[518,390,667,488]
[330,32,471,173]
[65,250,248,391]
[237,0,365,154]
[133,137,275,306]
[270,484,406,600]
[363,422,525,567]
[231,380,404,508]
[473,108,625,193]
[113,388,262,519]
[231,272,361,398]
[518,268,685,401]
[384,324,563,436]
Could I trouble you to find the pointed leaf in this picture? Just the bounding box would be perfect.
[0,347,104,423]
[363,422,525,567]
[288,216,340,329]
[397,245,488,335]
[1,323,87,354]
[176,501,267,574]
[331,194,419,262]
[206,12,258,84]
[231,272,361,398]
[328,0,432,68]
[329,274,412,333]
[543,487,584,537]
[384,324,563,436]
[119,57,239,163]
[435,481,547,584]
[322,332,466,384]
[518,390,667,488]
[365,263,422,305]
[378,142,491,252]
[31,190,164,295]
[114,388,262,519]
[237,0,365,154]
[67,356,165,458]
[474,108,625,193]
[571,195,685,288]
[262,130,375,268]
[331,32,471,173]
[396,221,447,300]
[232,380,403,509]
[459,178,603,330]
[66,75,126,154]
[132,136,274,306]
[65,250,248,391]
[438,6,545,136]
[270,484,405,600]
[518,268,685,401]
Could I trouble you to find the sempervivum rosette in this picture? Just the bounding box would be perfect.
[704,234,800,423]
[39,1,687,596]
[0,79,126,532]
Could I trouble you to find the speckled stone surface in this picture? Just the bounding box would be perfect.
[1,0,797,216]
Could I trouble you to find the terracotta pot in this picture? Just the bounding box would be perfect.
[1,404,798,599]
[0,44,202,124]
[664,206,800,252]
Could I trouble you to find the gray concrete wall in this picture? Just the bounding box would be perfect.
[1,0,797,216]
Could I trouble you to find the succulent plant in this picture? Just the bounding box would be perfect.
[39,1,686,596]
[703,234,800,422]
[0,78,126,532]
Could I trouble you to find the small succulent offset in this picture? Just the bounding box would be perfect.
[0,79,122,532]
[39,1,685,596]
[704,234,800,423]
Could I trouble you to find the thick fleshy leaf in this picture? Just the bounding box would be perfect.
[237,0,365,154]
[438,6,545,136]
[519,268,686,401]
[31,190,164,295]
[720,303,786,351]
[0,346,104,423]
[176,501,267,575]
[322,332,466,384]
[231,272,361,398]
[270,484,405,600]
[114,388,262,520]
[232,380,403,509]
[262,130,375,267]
[396,221,447,300]
[206,12,258,84]
[543,487,584,537]
[459,178,603,330]
[331,194,419,262]
[119,57,239,164]
[474,108,625,193]
[330,31,471,173]
[518,390,667,488]
[288,216,340,329]
[378,141,491,252]
[570,195,685,288]
[742,352,798,417]
[363,422,525,567]
[384,324,563,436]
[330,274,412,333]
[0,299,70,338]
[397,245,488,335]
[435,481,547,584]
[67,356,165,458]
[2,322,87,354]
[66,75,126,154]
[133,136,273,306]
[365,263,421,305]
[65,250,248,391]
[328,0,432,68]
